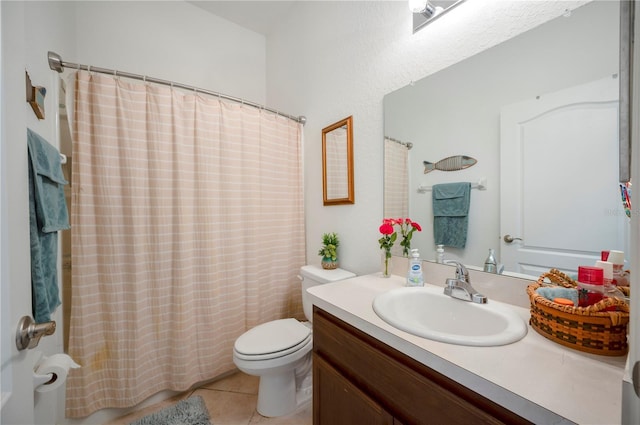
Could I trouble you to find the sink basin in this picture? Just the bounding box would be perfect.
[372,286,527,347]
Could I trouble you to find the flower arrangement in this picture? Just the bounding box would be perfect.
[318,232,340,269]
[396,218,422,257]
[378,219,397,277]
[378,219,397,253]
[378,218,422,277]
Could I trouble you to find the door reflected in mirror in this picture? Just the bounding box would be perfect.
[322,116,354,205]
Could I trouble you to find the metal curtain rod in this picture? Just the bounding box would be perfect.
[47,51,307,125]
[385,136,413,150]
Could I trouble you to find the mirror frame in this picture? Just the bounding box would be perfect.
[322,116,354,205]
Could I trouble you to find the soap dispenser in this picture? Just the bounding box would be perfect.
[483,249,497,273]
[407,249,424,287]
[436,244,445,264]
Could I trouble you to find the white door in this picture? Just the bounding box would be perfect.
[1,2,38,423]
[500,76,628,277]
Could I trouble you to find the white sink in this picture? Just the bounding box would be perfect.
[372,286,527,347]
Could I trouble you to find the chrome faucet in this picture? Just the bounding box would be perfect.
[443,261,488,304]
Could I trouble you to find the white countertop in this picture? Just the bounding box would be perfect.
[308,273,627,425]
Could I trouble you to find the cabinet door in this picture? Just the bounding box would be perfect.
[313,307,530,425]
[313,354,393,425]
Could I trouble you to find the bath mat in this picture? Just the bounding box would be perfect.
[129,395,211,425]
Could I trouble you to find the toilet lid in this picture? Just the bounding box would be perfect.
[234,318,311,357]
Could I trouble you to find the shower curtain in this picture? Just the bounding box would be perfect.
[384,137,409,215]
[384,137,409,256]
[65,71,305,417]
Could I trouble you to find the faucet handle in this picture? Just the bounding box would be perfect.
[444,260,469,282]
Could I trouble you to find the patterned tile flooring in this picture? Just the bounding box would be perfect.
[105,371,312,425]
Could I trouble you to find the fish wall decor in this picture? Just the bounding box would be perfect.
[423,155,477,173]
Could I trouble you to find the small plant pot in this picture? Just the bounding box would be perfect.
[321,258,339,270]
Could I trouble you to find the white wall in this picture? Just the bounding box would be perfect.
[73,1,267,104]
[266,0,591,276]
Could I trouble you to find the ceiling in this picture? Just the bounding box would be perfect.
[187,1,297,36]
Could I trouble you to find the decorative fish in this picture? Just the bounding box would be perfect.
[423,155,477,174]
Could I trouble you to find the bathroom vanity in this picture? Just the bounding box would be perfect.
[308,272,626,424]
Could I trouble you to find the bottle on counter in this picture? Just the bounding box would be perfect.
[577,266,604,307]
[594,260,625,302]
[483,248,497,273]
[607,250,630,286]
[436,244,445,264]
[595,260,613,287]
[406,249,424,287]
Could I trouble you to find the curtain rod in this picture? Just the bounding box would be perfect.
[47,51,306,125]
[385,136,413,150]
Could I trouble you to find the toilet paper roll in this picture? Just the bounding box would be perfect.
[33,354,80,393]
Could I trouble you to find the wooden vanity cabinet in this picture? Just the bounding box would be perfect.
[312,307,532,425]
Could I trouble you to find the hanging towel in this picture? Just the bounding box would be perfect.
[432,182,471,249]
[27,129,70,323]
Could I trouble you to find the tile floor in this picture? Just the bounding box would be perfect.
[105,371,312,425]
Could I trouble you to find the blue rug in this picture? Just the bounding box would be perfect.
[129,395,211,425]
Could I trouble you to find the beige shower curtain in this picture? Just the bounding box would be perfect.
[384,137,409,257]
[65,71,305,417]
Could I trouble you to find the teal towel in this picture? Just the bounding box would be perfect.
[28,129,70,323]
[432,182,471,249]
[535,287,578,306]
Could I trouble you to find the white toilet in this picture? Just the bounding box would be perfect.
[232,265,355,417]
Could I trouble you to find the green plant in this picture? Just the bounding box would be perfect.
[318,232,340,261]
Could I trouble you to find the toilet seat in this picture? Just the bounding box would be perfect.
[234,318,312,361]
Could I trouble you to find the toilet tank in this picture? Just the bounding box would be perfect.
[300,265,355,322]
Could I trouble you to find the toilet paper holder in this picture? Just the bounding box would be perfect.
[16,316,56,351]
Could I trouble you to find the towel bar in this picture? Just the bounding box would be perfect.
[417,177,487,193]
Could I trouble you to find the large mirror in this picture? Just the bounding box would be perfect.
[384,1,629,277]
[323,116,354,205]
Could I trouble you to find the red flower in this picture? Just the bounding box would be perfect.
[397,218,422,256]
[379,222,394,235]
[379,219,398,255]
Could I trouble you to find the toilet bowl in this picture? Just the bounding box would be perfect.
[232,265,355,417]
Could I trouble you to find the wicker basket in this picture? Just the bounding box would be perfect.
[527,269,630,356]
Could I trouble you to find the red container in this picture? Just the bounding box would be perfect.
[577,266,603,307]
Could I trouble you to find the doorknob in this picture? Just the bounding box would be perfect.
[15,316,56,351]
[503,234,523,244]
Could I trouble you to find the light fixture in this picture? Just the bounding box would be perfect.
[410,0,465,34]
[409,0,442,19]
